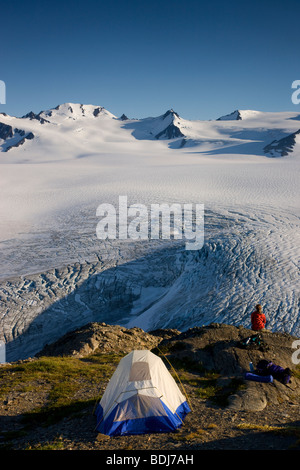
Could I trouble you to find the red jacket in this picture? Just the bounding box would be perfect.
[251,311,266,331]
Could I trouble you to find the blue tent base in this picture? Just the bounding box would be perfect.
[244,372,273,383]
[95,400,191,437]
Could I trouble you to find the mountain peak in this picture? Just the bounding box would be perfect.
[37,103,116,121]
[162,109,180,120]
[217,109,262,121]
[22,111,49,124]
[217,110,242,121]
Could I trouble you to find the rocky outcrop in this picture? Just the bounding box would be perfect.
[157,323,300,411]
[93,107,103,117]
[155,122,184,139]
[36,321,300,412]
[21,111,49,124]
[0,121,35,151]
[0,122,13,140]
[37,322,169,357]
[264,129,300,157]
[5,131,35,152]
[217,110,242,121]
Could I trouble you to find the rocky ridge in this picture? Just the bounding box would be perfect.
[1,322,300,451]
[37,321,300,411]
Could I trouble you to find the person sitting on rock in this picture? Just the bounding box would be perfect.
[251,304,266,331]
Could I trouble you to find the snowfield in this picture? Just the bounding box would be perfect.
[0,103,299,361]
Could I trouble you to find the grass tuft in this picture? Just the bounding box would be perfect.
[0,353,123,429]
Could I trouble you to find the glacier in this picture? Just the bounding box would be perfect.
[0,103,299,361]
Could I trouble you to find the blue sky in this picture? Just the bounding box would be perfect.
[1,0,300,120]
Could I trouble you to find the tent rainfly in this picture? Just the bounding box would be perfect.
[95,350,191,436]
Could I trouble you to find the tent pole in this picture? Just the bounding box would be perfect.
[156,346,194,412]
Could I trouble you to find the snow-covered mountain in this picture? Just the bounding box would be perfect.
[121,108,184,141]
[216,109,262,121]
[1,103,300,156]
[0,103,299,361]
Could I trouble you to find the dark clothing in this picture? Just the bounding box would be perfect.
[251,311,266,331]
[255,359,291,384]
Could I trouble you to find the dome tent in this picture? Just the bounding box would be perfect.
[95,350,191,436]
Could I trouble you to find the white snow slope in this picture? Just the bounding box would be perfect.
[0,103,299,360]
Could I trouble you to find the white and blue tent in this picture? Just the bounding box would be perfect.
[95,350,191,436]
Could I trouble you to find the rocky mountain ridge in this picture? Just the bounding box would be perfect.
[1,322,300,450]
[37,321,300,412]
[1,102,300,155]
